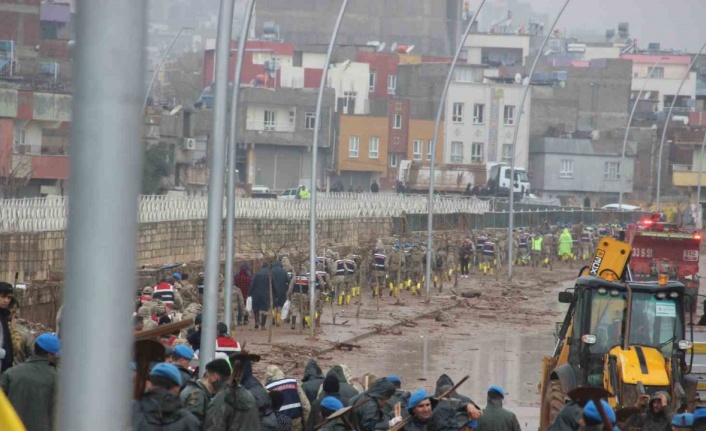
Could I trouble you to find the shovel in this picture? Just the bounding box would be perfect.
[567,387,614,431]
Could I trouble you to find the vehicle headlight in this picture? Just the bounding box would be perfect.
[678,340,693,350]
[669,292,679,299]
[610,290,620,297]
[656,292,666,299]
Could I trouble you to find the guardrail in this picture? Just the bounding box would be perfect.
[0,194,492,232]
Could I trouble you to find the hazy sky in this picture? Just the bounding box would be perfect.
[526,0,706,52]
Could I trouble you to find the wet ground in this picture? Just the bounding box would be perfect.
[234,263,582,430]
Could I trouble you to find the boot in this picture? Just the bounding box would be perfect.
[291,316,296,330]
[260,314,267,329]
[254,312,260,329]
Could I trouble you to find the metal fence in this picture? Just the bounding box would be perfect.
[0,194,492,232]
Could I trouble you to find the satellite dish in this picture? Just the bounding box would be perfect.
[406,45,415,54]
[514,73,522,84]
[391,42,398,52]
[378,42,386,52]
[644,91,652,100]
[522,77,530,85]
[340,60,351,69]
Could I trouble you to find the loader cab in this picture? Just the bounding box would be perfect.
[559,277,688,390]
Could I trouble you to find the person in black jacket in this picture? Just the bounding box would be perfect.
[301,359,325,404]
[0,281,14,373]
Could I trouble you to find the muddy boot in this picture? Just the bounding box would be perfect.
[254,311,260,329]
[260,314,267,329]
[290,316,296,330]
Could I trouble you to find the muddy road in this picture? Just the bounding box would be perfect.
[237,263,581,430]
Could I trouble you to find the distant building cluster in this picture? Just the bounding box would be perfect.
[2,0,706,209]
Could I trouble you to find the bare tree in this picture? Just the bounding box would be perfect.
[0,147,32,198]
[159,52,205,105]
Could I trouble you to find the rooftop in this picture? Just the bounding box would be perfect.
[530,137,636,157]
[620,53,692,66]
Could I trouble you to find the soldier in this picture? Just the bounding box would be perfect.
[409,245,425,289]
[287,266,326,330]
[475,232,489,268]
[517,230,530,265]
[542,232,556,269]
[480,237,497,275]
[388,246,405,297]
[530,232,543,268]
[341,254,358,304]
[580,227,596,261]
[179,273,199,308]
[371,246,389,298]
[459,237,474,278]
[138,306,158,331]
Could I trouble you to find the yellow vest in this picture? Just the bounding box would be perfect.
[531,237,543,251]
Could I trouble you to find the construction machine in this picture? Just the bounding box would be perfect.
[538,237,697,429]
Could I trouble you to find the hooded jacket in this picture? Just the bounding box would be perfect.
[301,360,325,403]
[475,398,521,431]
[0,355,57,431]
[548,402,583,431]
[271,262,290,308]
[0,307,14,372]
[180,379,215,424]
[434,375,475,406]
[250,264,273,312]
[324,365,359,404]
[305,389,347,431]
[624,392,674,431]
[132,388,201,431]
[204,382,261,431]
[558,229,573,256]
[235,267,252,299]
[265,365,311,422]
[348,378,396,431]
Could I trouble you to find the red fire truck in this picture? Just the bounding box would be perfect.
[625,214,701,300]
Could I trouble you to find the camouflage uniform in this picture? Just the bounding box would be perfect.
[138,306,158,331]
[432,249,447,291]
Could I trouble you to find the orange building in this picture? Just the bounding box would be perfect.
[336,115,388,190]
[407,119,444,166]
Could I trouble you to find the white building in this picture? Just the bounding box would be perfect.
[462,33,530,67]
[621,53,697,112]
[444,82,531,170]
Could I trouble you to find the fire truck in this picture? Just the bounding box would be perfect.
[625,213,701,300]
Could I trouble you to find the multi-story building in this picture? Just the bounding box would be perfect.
[670,129,706,204]
[463,33,530,67]
[621,53,697,112]
[336,115,388,189]
[528,137,635,205]
[444,82,531,170]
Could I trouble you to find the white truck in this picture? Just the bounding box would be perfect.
[486,163,530,197]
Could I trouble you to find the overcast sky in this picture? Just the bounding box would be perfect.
[527,0,705,52]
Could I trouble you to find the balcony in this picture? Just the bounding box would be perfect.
[672,164,706,187]
[246,121,296,133]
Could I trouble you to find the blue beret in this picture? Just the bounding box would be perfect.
[387,375,402,384]
[150,362,182,387]
[583,400,616,424]
[672,413,695,427]
[172,273,182,280]
[174,345,194,360]
[694,407,706,421]
[36,333,60,354]
[321,396,343,412]
[408,389,430,410]
[488,385,505,398]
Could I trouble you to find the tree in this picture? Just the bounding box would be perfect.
[0,147,32,198]
[160,52,204,105]
[142,144,174,194]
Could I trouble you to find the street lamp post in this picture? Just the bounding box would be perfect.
[200,0,235,374]
[618,58,666,210]
[59,0,146,429]
[224,0,256,338]
[309,0,349,338]
[507,0,572,279]
[142,26,193,111]
[655,41,706,211]
[426,0,487,303]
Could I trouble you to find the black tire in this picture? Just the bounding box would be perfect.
[547,379,565,427]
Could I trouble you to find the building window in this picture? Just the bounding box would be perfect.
[452,102,464,123]
[451,141,463,163]
[471,142,483,163]
[427,140,433,161]
[604,161,620,180]
[349,136,359,158]
[289,110,295,124]
[560,159,574,178]
[305,112,316,130]
[501,144,513,164]
[649,66,664,79]
[369,137,379,159]
[13,126,26,150]
[389,153,398,167]
[387,75,397,95]
[503,105,515,125]
[343,91,356,113]
[473,104,485,124]
[413,140,423,160]
[369,71,376,93]
[393,114,402,129]
[453,67,474,83]
[264,110,276,131]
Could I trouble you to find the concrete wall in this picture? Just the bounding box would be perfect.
[0,217,394,283]
[531,153,634,195]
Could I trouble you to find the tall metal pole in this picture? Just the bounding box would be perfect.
[309,0,349,338]
[58,0,145,430]
[426,0,487,303]
[696,130,706,228]
[201,0,235,374]
[225,0,256,336]
[507,0,571,279]
[619,58,665,210]
[655,41,706,211]
[142,26,193,111]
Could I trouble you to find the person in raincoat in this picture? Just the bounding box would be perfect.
[558,228,574,262]
[306,375,346,431]
[548,400,584,431]
[265,365,311,431]
[474,386,520,431]
[250,263,273,329]
[322,365,359,404]
[348,377,396,431]
[301,359,325,403]
[239,357,278,430]
[318,397,347,431]
[401,389,482,431]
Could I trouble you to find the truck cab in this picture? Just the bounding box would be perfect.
[487,164,530,197]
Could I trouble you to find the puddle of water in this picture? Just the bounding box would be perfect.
[340,330,556,430]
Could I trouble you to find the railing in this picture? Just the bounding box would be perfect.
[0,193,492,232]
[673,164,694,172]
[245,121,296,133]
